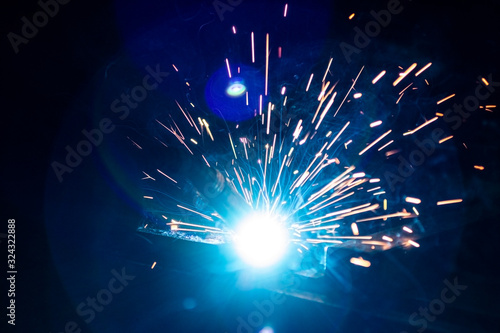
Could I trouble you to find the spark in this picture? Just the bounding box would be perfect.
[251,32,255,63]
[415,62,432,77]
[393,63,417,86]
[225,58,232,78]
[399,83,413,95]
[437,199,463,205]
[408,240,420,248]
[327,121,349,150]
[202,119,214,141]
[372,70,386,84]
[127,137,142,149]
[228,133,237,159]
[403,117,438,136]
[395,93,404,104]
[177,205,214,221]
[402,226,413,233]
[405,197,421,204]
[351,223,359,235]
[157,169,178,183]
[355,211,412,223]
[348,13,355,20]
[474,165,485,170]
[322,58,333,82]
[370,120,382,127]
[334,66,364,117]
[436,94,455,105]
[439,135,453,144]
[306,73,314,92]
[265,33,269,95]
[142,172,155,181]
[359,129,392,155]
[169,219,221,231]
[377,140,393,151]
[350,257,371,267]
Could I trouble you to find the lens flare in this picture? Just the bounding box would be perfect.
[226,79,247,97]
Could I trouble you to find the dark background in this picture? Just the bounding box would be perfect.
[1,0,500,332]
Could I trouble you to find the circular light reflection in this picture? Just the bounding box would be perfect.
[226,79,247,97]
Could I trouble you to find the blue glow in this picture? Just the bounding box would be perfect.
[205,65,265,122]
[182,297,197,310]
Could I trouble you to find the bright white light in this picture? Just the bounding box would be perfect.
[234,213,289,268]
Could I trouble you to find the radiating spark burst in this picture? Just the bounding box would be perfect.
[132,8,466,273]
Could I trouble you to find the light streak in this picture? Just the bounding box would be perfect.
[157,169,178,183]
[334,66,364,117]
[225,58,232,78]
[393,63,417,86]
[265,33,269,96]
[306,73,314,92]
[437,199,463,205]
[356,212,412,223]
[439,135,453,144]
[228,133,237,159]
[177,205,214,221]
[405,197,421,204]
[351,223,359,235]
[322,58,333,82]
[415,62,432,76]
[403,117,438,136]
[350,257,371,267]
[251,32,255,63]
[402,226,413,233]
[436,94,455,105]
[408,240,420,248]
[372,70,386,84]
[359,130,392,155]
[327,121,349,150]
[377,140,393,151]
